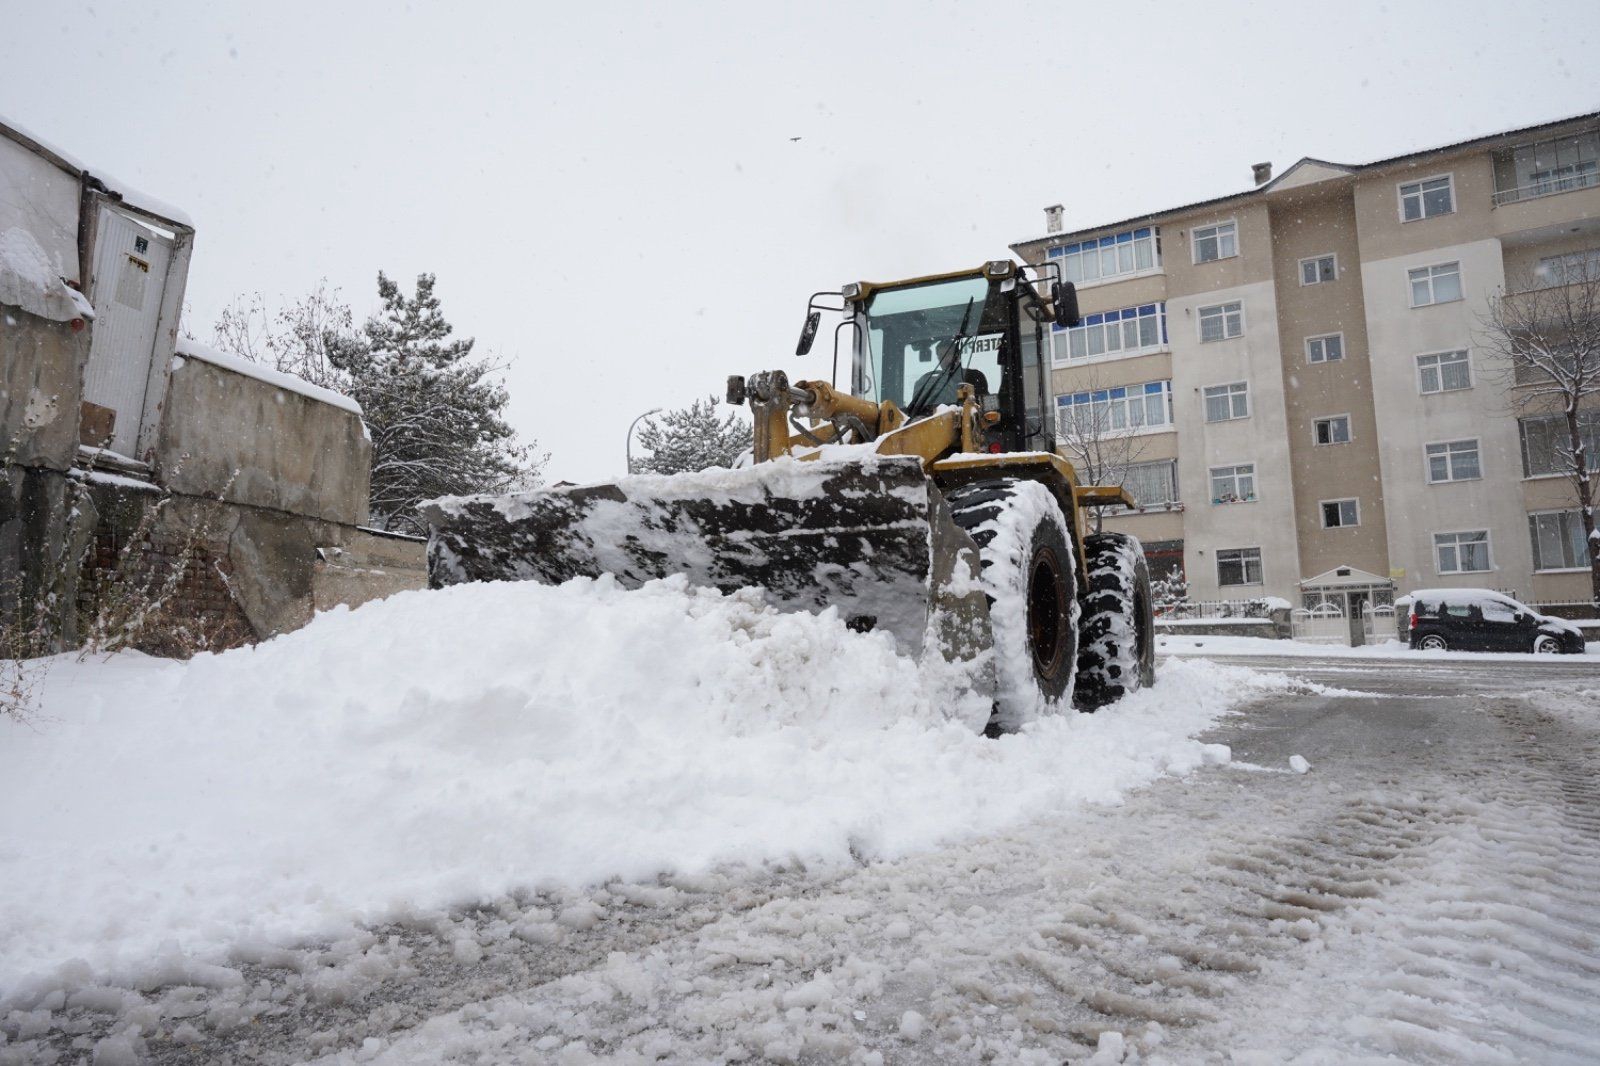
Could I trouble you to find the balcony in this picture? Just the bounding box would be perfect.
[1492,131,1600,206]
[1493,168,1600,206]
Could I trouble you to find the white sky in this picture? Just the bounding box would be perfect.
[4,1,1597,482]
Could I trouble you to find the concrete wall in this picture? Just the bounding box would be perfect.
[1268,190,1392,582]
[0,311,89,471]
[2,304,420,656]
[1169,277,1301,602]
[156,354,371,527]
[1357,235,1531,597]
[68,476,425,653]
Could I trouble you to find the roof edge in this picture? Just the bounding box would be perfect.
[1014,108,1600,252]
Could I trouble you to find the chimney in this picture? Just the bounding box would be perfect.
[1252,161,1273,186]
[1044,204,1064,234]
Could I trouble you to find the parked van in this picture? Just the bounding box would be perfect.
[1405,589,1585,654]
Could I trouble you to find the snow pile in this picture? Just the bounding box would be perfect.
[2,576,1261,1000]
[0,226,93,322]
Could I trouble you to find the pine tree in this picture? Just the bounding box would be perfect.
[327,273,543,532]
[634,396,754,475]
[1151,567,1188,613]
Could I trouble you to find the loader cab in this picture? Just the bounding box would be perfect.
[846,263,1055,453]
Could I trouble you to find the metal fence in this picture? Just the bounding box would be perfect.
[1156,599,1275,621]
[1291,604,1349,645]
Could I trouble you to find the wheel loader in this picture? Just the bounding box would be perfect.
[423,259,1156,731]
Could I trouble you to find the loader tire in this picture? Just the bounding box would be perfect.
[946,478,1077,733]
[1074,532,1156,711]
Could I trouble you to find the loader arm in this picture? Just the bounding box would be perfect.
[744,370,986,466]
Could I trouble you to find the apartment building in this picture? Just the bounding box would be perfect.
[1013,112,1600,613]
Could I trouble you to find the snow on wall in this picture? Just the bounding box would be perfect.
[0,112,194,230]
[0,226,94,322]
[0,575,1261,998]
[174,336,361,415]
[0,134,79,280]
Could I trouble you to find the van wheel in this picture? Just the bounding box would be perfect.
[1075,532,1156,711]
[947,478,1078,733]
[1533,634,1562,654]
[1417,634,1449,651]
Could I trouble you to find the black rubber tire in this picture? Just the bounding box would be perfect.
[1533,634,1562,655]
[945,478,1078,732]
[1417,634,1449,651]
[1074,532,1157,711]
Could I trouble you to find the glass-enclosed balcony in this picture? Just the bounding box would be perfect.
[1492,130,1600,205]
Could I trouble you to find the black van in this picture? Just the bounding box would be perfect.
[1406,588,1586,654]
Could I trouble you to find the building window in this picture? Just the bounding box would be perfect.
[1192,221,1238,264]
[1110,459,1180,512]
[1198,301,1244,342]
[1399,175,1455,221]
[1529,510,1590,571]
[1056,381,1173,435]
[1434,530,1491,574]
[1534,248,1600,288]
[1306,333,1344,363]
[1217,547,1264,587]
[1210,463,1256,504]
[1321,499,1360,528]
[1313,415,1351,445]
[1203,382,1250,422]
[1519,411,1600,476]
[1409,262,1463,307]
[1299,254,1337,285]
[1053,303,1167,361]
[1047,227,1160,284]
[1416,349,1472,393]
[1426,438,1481,482]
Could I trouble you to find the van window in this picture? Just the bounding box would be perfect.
[1444,604,1471,618]
[1481,599,1518,623]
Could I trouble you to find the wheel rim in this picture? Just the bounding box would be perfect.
[1027,547,1068,679]
[1535,636,1560,654]
[1420,636,1447,650]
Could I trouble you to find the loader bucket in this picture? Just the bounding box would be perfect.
[422,456,994,680]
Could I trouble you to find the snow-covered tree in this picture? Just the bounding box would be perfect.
[210,281,352,390]
[326,273,544,532]
[1151,566,1188,612]
[1480,259,1600,605]
[634,396,753,475]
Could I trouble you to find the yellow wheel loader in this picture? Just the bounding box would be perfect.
[424,259,1156,730]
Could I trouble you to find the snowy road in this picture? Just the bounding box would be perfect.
[10,654,1600,1065]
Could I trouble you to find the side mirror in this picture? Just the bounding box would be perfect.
[726,375,747,406]
[1051,281,1081,328]
[796,310,821,356]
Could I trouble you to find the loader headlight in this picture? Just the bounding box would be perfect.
[841,282,863,301]
[983,260,1015,279]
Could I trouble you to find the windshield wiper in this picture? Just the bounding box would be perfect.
[905,296,975,415]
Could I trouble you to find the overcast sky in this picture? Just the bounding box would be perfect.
[4,1,1598,482]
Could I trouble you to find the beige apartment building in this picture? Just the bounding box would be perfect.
[1013,111,1600,614]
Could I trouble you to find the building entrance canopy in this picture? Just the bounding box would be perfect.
[1300,565,1396,612]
